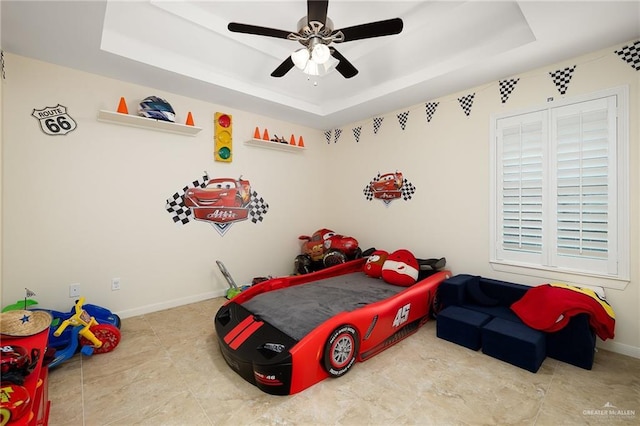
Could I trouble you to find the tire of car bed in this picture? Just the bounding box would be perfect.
[430,293,442,319]
[323,250,347,268]
[323,324,360,377]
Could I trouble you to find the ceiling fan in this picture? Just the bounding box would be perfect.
[227,0,403,79]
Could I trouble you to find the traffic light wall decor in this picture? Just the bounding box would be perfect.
[214,112,232,162]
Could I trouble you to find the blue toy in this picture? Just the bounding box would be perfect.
[3,291,122,367]
[32,301,120,351]
[40,297,122,368]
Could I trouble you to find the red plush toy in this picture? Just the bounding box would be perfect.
[381,249,419,287]
[364,250,389,278]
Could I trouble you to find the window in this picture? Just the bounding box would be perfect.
[490,87,629,286]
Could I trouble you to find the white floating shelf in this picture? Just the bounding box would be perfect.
[97,110,202,136]
[244,138,305,152]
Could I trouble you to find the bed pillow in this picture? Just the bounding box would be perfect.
[381,249,419,287]
[364,250,389,278]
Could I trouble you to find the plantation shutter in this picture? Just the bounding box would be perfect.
[496,111,546,263]
[551,96,617,274]
[491,88,627,283]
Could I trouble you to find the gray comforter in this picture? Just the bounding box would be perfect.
[242,272,404,341]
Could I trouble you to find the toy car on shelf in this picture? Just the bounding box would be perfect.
[295,228,361,274]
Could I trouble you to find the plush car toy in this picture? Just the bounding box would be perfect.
[295,229,361,274]
[364,248,447,286]
[364,250,389,278]
[381,249,420,286]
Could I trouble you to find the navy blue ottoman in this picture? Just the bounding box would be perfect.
[481,317,546,373]
[437,306,491,350]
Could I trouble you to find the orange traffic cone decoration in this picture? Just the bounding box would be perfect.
[290,134,296,145]
[254,127,261,139]
[263,129,270,140]
[185,112,194,126]
[117,97,128,114]
[298,136,305,147]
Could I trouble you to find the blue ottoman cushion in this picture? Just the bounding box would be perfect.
[481,317,546,373]
[437,306,491,350]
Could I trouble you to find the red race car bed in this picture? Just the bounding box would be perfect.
[214,258,451,395]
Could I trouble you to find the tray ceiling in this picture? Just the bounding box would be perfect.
[2,1,638,129]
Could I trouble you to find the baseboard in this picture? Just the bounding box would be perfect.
[597,340,640,359]
[114,290,226,319]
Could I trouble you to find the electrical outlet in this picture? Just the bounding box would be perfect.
[69,283,80,298]
[111,277,121,291]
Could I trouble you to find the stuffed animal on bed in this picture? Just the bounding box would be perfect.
[364,250,389,278]
[381,249,419,287]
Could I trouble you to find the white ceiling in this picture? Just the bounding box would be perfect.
[2,1,639,129]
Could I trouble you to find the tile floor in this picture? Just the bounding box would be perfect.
[47,298,639,425]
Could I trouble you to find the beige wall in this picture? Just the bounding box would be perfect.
[2,40,638,358]
[322,43,639,358]
[1,54,326,317]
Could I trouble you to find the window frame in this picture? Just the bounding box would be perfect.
[489,86,629,290]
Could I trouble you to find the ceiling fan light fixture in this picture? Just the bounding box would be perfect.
[310,43,330,64]
[228,1,404,79]
[303,61,321,76]
[302,55,338,77]
[291,48,310,70]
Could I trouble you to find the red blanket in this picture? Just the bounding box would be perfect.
[511,283,615,340]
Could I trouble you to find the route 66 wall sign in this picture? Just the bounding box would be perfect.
[31,104,77,136]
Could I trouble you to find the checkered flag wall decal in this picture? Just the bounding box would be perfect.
[165,174,208,224]
[165,172,209,225]
[373,117,384,134]
[425,102,439,123]
[549,65,576,95]
[324,130,332,144]
[247,191,269,223]
[499,78,520,103]
[334,128,342,143]
[362,172,416,203]
[397,111,410,130]
[166,174,269,234]
[353,126,362,143]
[362,173,381,201]
[400,179,416,201]
[457,93,475,117]
[615,40,640,71]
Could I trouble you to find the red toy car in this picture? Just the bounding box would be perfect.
[295,229,361,274]
[184,177,251,209]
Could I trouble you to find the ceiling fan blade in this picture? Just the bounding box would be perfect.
[330,48,358,79]
[228,22,293,39]
[335,18,403,42]
[271,57,295,77]
[307,0,329,25]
